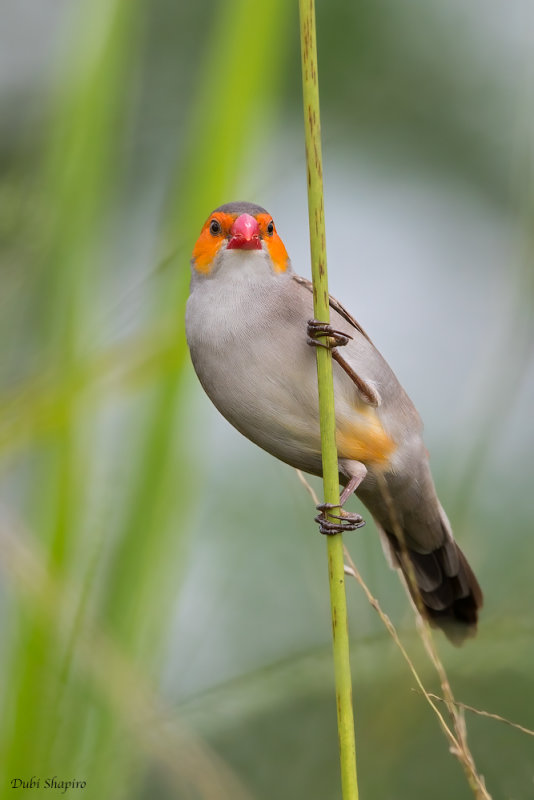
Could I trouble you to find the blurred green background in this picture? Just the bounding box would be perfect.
[1,1,533,798]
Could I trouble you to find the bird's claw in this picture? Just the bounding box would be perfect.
[314,503,365,536]
[307,319,353,350]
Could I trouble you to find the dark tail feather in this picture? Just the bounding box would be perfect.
[383,531,483,645]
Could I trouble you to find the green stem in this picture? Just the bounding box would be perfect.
[298,2,359,799]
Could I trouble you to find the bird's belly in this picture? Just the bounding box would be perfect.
[186,282,398,475]
[188,315,325,472]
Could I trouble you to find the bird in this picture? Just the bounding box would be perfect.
[185,201,483,643]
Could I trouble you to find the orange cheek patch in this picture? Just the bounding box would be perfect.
[256,213,289,273]
[192,231,224,273]
[265,234,289,273]
[336,410,396,466]
[192,212,234,273]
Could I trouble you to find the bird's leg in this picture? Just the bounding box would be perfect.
[307,319,352,349]
[315,473,366,536]
[307,320,379,407]
[332,350,380,407]
[314,512,365,535]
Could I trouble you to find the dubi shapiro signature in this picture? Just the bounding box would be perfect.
[10,777,86,793]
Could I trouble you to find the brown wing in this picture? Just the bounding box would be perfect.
[292,273,379,407]
[291,273,373,344]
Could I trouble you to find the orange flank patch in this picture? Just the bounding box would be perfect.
[192,212,234,273]
[336,408,396,466]
[256,213,289,273]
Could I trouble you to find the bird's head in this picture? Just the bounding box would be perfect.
[191,202,290,277]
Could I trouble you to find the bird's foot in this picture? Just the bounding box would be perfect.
[314,503,365,536]
[307,319,353,350]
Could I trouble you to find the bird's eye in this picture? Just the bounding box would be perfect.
[267,220,274,236]
[209,219,222,235]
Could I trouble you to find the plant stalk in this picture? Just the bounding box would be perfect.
[298,1,359,798]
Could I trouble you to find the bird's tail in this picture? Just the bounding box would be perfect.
[378,521,483,645]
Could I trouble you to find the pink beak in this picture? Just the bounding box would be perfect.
[227,213,261,250]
